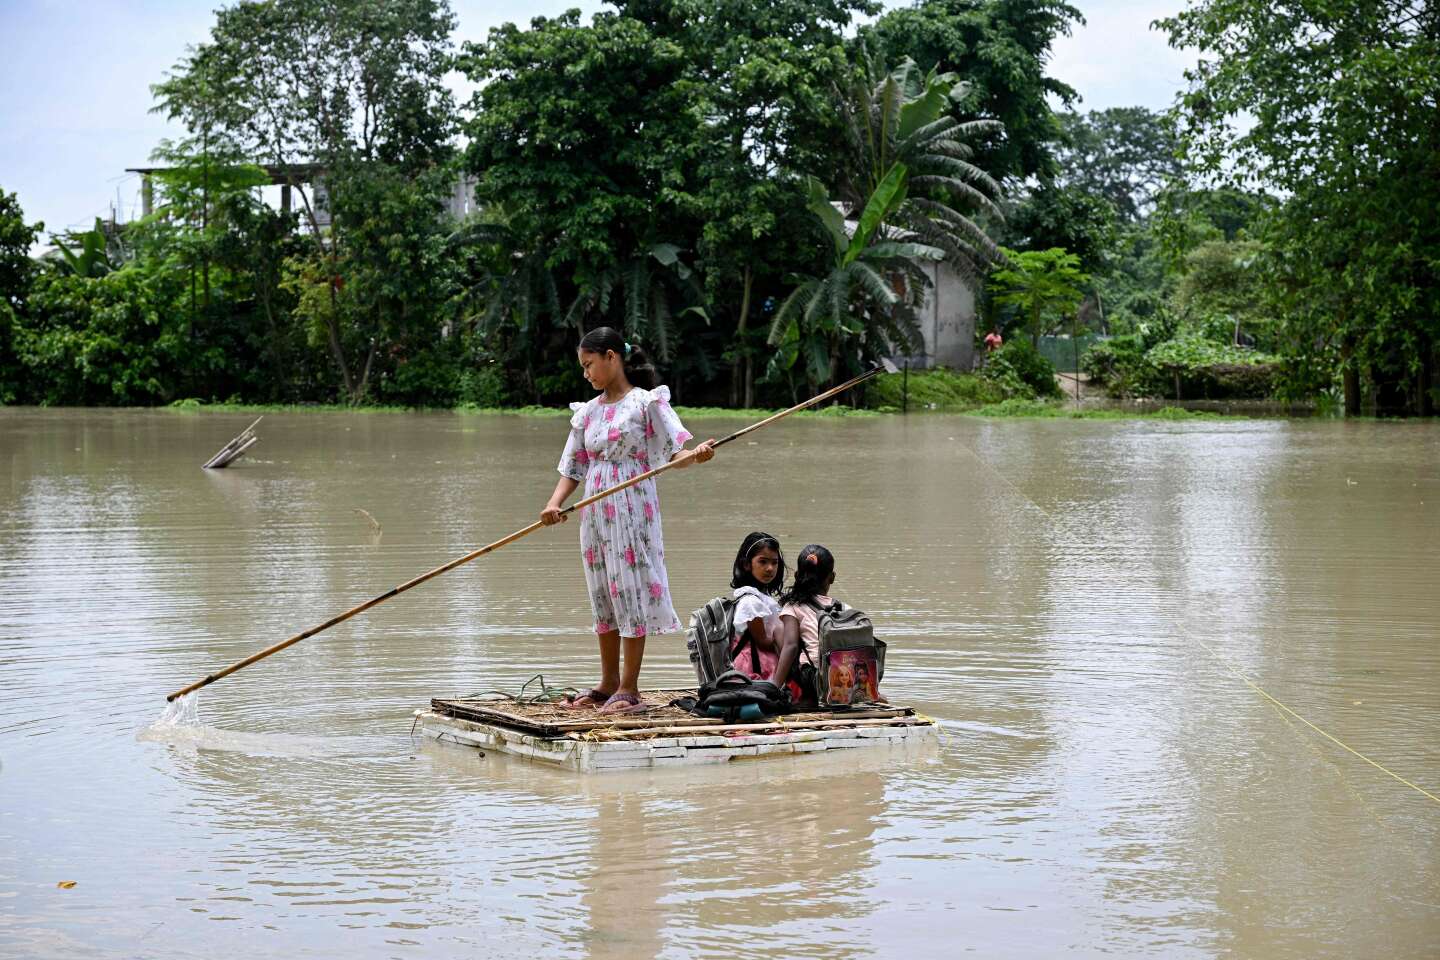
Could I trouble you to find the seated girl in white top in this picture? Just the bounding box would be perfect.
[728,532,793,693]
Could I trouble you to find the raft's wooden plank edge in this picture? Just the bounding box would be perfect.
[429,697,916,737]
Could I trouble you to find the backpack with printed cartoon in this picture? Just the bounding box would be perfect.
[808,600,887,708]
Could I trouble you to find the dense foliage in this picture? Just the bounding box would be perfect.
[1159,0,1439,415]
[2,0,1434,415]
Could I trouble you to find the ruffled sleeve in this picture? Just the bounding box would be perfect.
[731,587,780,644]
[557,401,589,481]
[643,385,692,465]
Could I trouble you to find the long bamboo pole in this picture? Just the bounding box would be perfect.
[166,364,889,701]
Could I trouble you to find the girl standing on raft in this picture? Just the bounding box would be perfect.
[541,327,715,714]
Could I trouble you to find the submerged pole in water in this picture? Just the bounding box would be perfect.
[165,364,892,702]
[202,416,263,469]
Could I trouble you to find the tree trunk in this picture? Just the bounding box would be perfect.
[1341,329,1360,417]
[729,265,753,408]
[201,127,211,313]
[1343,364,1362,416]
[324,279,356,402]
[295,179,357,401]
[1418,333,1434,417]
[352,337,379,405]
[257,276,287,398]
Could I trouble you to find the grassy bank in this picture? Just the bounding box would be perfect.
[162,370,1248,422]
[165,398,881,419]
[963,398,1239,420]
[865,368,1005,412]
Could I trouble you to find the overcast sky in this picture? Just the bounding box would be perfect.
[0,1,1194,242]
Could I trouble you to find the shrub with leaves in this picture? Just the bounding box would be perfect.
[1145,334,1276,399]
[1083,335,1164,398]
[983,338,1061,399]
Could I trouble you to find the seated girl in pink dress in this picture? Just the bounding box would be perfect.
[776,543,885,706]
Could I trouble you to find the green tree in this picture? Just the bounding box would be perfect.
[767,168,945,391]
[50,219,124,279]
[1160,0,1440,415]
[988,246,1088,346]
[0,188,42,310]
[834,55,1006,286]
[459,9,709,398]
[460,11,699,298]
[1055,107,1181,223]
[1173,239,1274,351]
[0,188,43,403]
[1001,182,1116,276]
[153,0,459,404]
[17,266,187,406]
[445,215,561,404]
[619,0,874,406]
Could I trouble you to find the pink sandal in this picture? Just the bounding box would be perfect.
[598,691,649,715]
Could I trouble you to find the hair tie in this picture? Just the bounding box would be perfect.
[623,341,633,359]
[805,553,818,565]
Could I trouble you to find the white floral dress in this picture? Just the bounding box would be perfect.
[557,385,692,638]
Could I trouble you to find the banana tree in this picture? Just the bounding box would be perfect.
[767,164,943,391]
[51,219,122,279]
[562,242,707,363]
[837,54,1007,287]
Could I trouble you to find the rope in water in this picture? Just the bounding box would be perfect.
[1191,637,1440,807]
[955,439,1054,519]
[464,673,577,704]
[955,433,1439,808]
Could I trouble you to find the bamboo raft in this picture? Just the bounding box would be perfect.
[415,690,938,772]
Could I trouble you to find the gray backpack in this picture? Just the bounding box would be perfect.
[811,601,887,707]
[686,596,737,688]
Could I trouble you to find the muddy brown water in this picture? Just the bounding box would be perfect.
[1,407,1437,959]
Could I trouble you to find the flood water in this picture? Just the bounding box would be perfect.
[1,407,1437,959]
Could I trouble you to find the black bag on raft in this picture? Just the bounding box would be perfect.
[671,670,790,723]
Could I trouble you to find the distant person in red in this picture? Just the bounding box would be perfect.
[984,328,1003,353]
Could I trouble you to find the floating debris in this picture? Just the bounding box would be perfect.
[202,417,262,469]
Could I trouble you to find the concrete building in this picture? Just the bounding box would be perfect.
[909,258,978,371]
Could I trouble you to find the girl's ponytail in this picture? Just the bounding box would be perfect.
[780,544,834,607]
[623,342,659,390]
[578,326,659,390]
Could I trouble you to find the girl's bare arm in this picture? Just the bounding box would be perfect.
[541,476,580,524]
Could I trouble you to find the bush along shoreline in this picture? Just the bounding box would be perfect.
[149,358,1260,422]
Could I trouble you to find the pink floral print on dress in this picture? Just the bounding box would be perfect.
[557,386,690,638]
